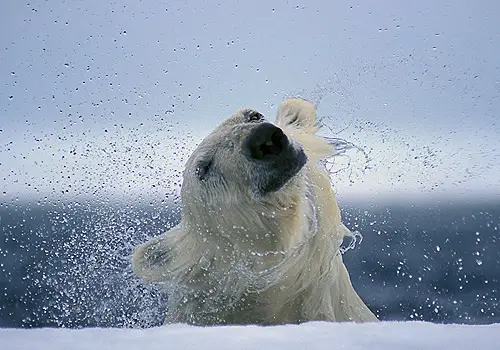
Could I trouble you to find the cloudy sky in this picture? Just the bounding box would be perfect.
[1,0,499,203]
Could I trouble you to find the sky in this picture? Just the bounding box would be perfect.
[1,0,499,203]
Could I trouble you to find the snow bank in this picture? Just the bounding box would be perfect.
[2,321,497,350]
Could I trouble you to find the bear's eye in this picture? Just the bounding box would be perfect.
[195,160,212,182]
[247,111,264,123]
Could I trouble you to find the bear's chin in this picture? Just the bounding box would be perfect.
[255,146,307,195]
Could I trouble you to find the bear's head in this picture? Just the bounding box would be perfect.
[179,99,332,248]
[182,108,306,209]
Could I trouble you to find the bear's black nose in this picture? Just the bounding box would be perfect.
[245,123,289,160]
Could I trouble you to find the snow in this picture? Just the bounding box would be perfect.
[2,322,497,350]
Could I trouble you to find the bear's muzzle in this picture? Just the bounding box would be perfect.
[243,123,307,194]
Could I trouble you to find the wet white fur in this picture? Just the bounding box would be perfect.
[132,98,378,325]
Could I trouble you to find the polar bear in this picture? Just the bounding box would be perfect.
[132,98,378,325]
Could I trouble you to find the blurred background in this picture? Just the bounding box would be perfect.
[0,0,498,327]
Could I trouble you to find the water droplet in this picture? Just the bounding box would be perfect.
[9,95,13,100]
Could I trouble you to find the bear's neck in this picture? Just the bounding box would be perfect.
[182,190,315,258]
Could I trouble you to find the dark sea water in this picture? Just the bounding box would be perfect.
[0,199,498,328]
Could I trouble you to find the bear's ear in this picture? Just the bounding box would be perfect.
[132,226,181,282]
[275,98,317,132]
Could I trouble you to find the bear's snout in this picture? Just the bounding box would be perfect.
[245,123,289,160]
